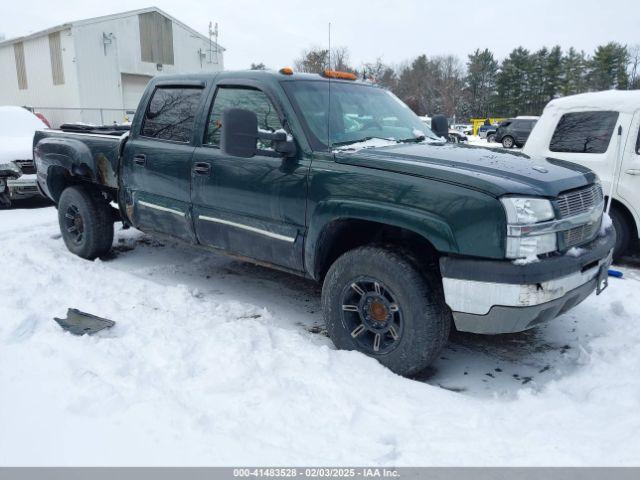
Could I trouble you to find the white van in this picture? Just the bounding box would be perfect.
[523,90,640,259]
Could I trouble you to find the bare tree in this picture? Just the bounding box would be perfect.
[294,46,330,73]
[294,46,356,74]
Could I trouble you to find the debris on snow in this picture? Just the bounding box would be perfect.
[53,308,116,336]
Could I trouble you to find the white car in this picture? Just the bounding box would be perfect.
[0,106,49,203]
[523,90,640,259]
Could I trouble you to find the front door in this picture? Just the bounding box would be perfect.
[190,84,308,271]
[617,110,640,220]
[121,84,206,242]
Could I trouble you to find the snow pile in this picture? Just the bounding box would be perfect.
[600,212,613,236]
[1,207,639,466]
[333,137,399,152]
[512,254,539,265]
[566,247,587,257]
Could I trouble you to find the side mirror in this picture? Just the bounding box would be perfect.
[221,108,258,158]
[431,114,449,138]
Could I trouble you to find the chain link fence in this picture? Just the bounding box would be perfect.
[28,107,137,128]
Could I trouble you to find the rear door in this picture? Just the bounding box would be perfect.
[121,83,206,242]
[510,120,528,145]
[190,82,308,271]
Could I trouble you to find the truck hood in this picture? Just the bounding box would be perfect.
[335,142,595,198]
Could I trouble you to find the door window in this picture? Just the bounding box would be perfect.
[636,123,640,155]
[141,86,204,143]
[550,111,619,154]
[204,86,282,148]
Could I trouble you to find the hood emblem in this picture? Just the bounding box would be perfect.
[532,165,548,173]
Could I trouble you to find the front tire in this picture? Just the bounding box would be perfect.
[487,133,496,143]
[322,246,451,377]
[610,207,632,261]
[58,185,114,259]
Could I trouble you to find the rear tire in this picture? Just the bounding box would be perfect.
[487,133,496,143]
[610,207,631,261]
[502,136,515,148]
[321,246,451,377]
[58,185,114,260]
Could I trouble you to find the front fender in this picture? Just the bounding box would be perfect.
[305,199,459,276]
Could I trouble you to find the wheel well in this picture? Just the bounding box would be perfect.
[313,219,439,281]
[608,198,639,243]
[47,166,115,204]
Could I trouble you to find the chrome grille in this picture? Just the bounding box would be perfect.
[562,221,600,248]
[556,183,603,218]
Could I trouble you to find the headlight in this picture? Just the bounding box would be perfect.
[501,197,557,259]
[500,197,555,224]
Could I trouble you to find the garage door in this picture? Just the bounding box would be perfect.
[122,74,153,114]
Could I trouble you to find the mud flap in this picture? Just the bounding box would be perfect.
[54,309,115,335]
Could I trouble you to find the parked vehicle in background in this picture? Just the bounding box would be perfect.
[452,124,473,135]
[33,70,614,376]
[0,106,49,204]
[478,123,498,141]
[495,116,539,148]
[524,90,640,260]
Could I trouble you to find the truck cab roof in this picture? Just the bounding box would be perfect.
[544,90,640,114]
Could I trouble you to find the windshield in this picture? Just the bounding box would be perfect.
[282,81,440,150]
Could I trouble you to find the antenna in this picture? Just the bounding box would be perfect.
[207,21,219,64]
[327,22,331,152]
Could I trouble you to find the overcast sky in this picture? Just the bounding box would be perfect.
[2,0,639,70]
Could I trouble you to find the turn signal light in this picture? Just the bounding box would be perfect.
[322,70,357,80]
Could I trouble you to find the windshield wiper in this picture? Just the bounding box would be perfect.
[331,136,392,147]
[397,135,425,143]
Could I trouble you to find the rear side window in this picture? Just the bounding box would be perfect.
[550,111,618,154]
[141,86,203,142]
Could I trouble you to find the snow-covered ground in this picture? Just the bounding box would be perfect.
[1,206,639,466]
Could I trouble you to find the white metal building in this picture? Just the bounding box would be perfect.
[0,7,225,127]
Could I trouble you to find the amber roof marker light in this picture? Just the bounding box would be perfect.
[279,67,294,75]
[322,69,357,81]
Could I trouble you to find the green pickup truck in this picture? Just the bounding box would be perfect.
[34,69,615,376]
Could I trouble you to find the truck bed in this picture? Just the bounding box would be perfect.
[34,128,127,191]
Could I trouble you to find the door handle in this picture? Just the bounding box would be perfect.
[625,169,640,176]
[193,162,212,176]
[133,154,146,166]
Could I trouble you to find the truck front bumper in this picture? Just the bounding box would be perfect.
[7,174,41,200]
[439,228,616,334]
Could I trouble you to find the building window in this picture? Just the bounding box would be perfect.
[48,32,65,85]
[139,12,174,65]
[141,87,203,143]
[13,42,27,90]
[550,111,619,154]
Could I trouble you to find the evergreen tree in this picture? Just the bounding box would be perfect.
[496,47,532,116]
[589,42,629,90]
[465,48,498,117]
[561,48,589,95]
[543,46,563,103]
